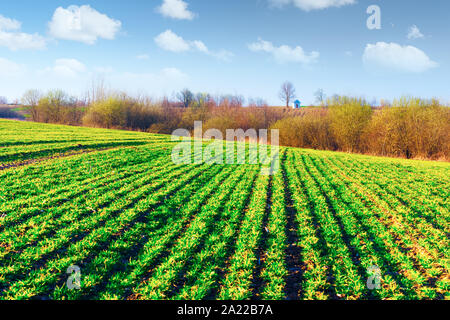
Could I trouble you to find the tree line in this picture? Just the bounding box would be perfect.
[18,87,450,161]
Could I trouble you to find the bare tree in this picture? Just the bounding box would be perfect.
[216,94,245,108]
[195,92,213,106]
[279,81,296,108]
[0,96,7,105]
[248,97,268,108]
[177,88,194,108]
[85,77,107,105]
[314,88,326,105]
[21,89,42,106]
[21,89,42,121]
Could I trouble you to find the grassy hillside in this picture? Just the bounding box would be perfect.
[0,119,448,300]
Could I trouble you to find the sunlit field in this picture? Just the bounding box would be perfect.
[0,120,448,300]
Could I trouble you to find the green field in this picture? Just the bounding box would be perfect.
[0,119,448,300]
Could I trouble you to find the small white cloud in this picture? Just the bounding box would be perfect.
[345,51,353,57]
[0,14,46,50]
[0,57,26,77]
[157,0,195,20]
[48,5,122,44]
[407,25,424,40]
[248,38,319,65]
[136,54,150,60]
[155,29,190,52]
[191,40,208,53]
[0,31,47,51]
[0,14,21,31]
[53,58,86,77]
[269,0,356,11]
[363,42,437,73]
[155,30,233,61]
[41,58,87,78]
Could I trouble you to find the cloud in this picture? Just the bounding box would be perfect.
[191,40,208,53]
[0,57,26,77]
[155,30,190,52]
[157,0,195,20]
[363,42,437,73]
[407,25,424,40]
[155,30,233,61]
[0,14,21,31]
[0,31,47,51]
[48,5,121,44]
[248,38,319,65]
[41,58,87,78]
[269,0,356,11]
[0,14,46,50]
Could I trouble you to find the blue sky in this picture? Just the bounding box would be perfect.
[0,0,449,105]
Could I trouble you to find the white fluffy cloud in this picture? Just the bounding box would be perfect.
[155,30,191,52]
[407,25,424,40]
[248,38,319,65]
[0,15,21,31]
[269,0,356,11]
[41,58,87,78]
[0,31,47,51]
[0,57,26,77]
[48,5,121,44]
[155,30,233,61]
[363,42,437,73]
[0,14,46,50]
[157,0,195,20]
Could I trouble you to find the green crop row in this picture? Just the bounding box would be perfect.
[0,119,448,300]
